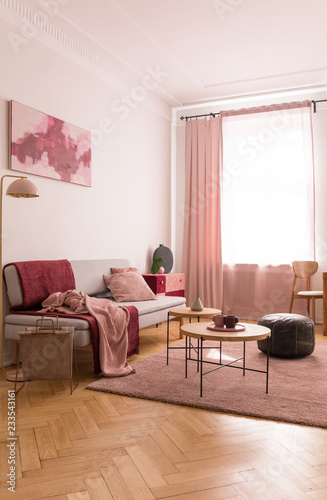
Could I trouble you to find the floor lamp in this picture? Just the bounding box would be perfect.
[0,175,39,380]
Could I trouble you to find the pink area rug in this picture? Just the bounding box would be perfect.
[86,340,327,428]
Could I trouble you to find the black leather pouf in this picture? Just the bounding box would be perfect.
[257,313,315,358]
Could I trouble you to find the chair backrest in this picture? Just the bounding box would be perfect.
[292,261,318,279]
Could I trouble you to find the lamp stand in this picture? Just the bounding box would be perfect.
[0,174,39,381]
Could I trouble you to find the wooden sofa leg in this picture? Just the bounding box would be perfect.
[13,340,20,365]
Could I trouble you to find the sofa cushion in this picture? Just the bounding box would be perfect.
[103,272,156,302]
[5,313,90,330]
[118,295,186,315]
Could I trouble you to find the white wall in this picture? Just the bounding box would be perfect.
[0,19,172,270]
[173,98,327,324]
[0,17,173,364]
[173,123,185,272]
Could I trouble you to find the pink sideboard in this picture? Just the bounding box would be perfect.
[142,273,185,297]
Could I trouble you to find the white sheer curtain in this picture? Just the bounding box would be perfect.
[220,101,315,319]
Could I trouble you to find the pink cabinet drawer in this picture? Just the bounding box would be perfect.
[142,274,166,294]
[142,273,185,297]
[165,273,185,293]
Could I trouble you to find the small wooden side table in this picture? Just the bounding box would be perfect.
[166,306,221,364]
[181,322,271,396]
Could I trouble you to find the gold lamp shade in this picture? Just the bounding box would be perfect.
[6,178,39,198]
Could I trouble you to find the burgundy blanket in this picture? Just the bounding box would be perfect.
[5,260,139,374]
[4,260,76,310]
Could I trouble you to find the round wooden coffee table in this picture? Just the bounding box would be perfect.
[166,306,221,364]
[180,321,271,396]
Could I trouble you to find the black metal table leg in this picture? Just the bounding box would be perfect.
[166,312,170,365]
[266,335,270,394]
[185,336,188,378]
[200,337,203,397]
[243,342,246,376]
[197,338,200,372]
[197,317,200,372]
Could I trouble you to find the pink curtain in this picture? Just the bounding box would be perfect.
[221,101,315,320]
[223,264,308,320]
[182,117,223,310]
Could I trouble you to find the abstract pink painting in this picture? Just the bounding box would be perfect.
[10,100,91,187]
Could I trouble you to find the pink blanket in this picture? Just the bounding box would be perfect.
[41,290,135,377]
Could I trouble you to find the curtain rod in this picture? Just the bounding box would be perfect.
[180,112,219,121]
[180,99,327,121]
[312,99,327,113]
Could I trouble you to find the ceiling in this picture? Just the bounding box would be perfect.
[5,0,327,107]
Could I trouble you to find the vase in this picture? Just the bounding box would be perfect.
[153,244,173,273]
[191,297,204,311]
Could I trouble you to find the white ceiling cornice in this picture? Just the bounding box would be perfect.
[0,0,173,121]
[2,0,326,114]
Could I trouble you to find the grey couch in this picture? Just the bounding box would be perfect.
[4,258,186,350]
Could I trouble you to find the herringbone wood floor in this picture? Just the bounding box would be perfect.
[1,320,327,500]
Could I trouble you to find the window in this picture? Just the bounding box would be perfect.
[221,103,314,265]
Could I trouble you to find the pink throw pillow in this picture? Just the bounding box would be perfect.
[103,272,156,302]
[110,267,139,274]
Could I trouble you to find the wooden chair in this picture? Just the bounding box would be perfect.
[289,261,323,323]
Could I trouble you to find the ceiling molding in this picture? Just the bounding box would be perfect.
[0,0,173,121]
[39,0,181,107]
[203,69,327,94]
